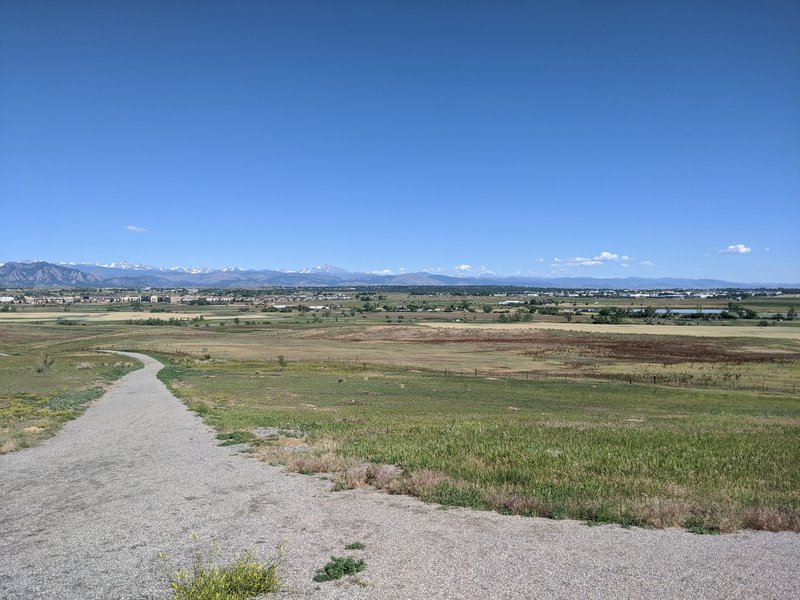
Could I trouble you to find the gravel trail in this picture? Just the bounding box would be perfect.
[1,352,797,599]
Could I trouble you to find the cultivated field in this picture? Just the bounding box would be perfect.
[1,293,798,533]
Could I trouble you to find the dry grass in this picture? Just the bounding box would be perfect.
[0,439,18,454]
[424,321,800,340]
[344,462,403,489]
[286,452,347,475]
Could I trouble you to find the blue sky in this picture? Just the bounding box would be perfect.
[1,0,798,282]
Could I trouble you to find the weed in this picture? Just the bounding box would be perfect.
[344,542,366,550]
[47,388,104,411]
[163,542,280,600]
[579,504,619,526]
[188,401,211,415]
[216,431,257,446]
[313,557,365,582]
[684,516,720,535]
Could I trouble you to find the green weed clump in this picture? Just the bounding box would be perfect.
[313,557,365,582]
[216,431,258,446]
[344,542,366,550]
[165,545,280,600]
[188,401,211,415]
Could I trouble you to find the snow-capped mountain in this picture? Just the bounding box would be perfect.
[0,261,796,289]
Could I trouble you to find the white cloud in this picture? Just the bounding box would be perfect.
[557,251,625,267]
[621,263,630,268]
[370,269,394,275]
[534,257,545,263]
[455,264,473,272]
[640,260,654,267]
[595,251,619,261]
[721,243,751,254]
[126,225,147,233]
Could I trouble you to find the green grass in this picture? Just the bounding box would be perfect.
[0,351,141,453]
[157,358,800,532]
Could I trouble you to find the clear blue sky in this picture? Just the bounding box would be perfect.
[1,0,798,282]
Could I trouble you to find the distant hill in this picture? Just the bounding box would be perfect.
[0,261,796,290]
[0,262,100,288]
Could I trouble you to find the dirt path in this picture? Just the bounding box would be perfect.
[1,352,797,599]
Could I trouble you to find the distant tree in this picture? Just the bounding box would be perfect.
[36,353,54,375]
[788,306,797,320]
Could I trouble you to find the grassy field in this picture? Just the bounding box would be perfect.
[1,303,798,532]
[0,349,141,453]
[157,357,799,533]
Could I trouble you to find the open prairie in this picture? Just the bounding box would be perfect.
[2,301,798,533]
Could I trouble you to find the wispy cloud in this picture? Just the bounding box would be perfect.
[455,264,473,272]
[126,225,147,233]
[720,243,751,254]
[640,260,654,267]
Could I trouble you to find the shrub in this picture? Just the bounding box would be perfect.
[313,557,365,582]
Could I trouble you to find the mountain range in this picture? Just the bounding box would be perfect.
[0,261,796,290]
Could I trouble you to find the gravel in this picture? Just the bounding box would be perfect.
[1,352,798,599]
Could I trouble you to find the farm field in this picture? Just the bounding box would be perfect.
[1,297,798,533]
